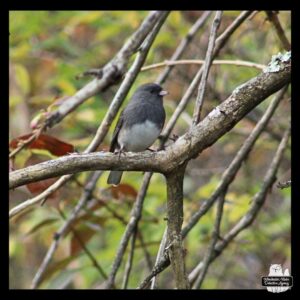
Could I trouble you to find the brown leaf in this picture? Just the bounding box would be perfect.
[110,183,138,200]
[70,226,97,256]
[10,133,74,156]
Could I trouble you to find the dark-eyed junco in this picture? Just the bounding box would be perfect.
[107,83,168,185]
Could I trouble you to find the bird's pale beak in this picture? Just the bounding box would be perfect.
[159,90,168,96]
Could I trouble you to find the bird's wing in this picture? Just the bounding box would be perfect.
[109,111,124,152]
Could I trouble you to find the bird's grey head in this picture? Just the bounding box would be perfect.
[136,83,168,98]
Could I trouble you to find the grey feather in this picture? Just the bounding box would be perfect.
[107,171,123,185]
[107,83,167,185]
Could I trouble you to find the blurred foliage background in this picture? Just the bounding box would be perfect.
[9,11,291,289]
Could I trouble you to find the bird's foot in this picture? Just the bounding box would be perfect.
[169,133,179,142]
[114,149,126,160]
[146,147,157,152]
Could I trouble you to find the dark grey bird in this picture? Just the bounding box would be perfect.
[107,83,167,185]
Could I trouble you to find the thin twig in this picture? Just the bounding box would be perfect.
[150,228,167,289]
[57,207,107,280]
[105,172,153,288]
[9,124,46,159]
[265,11,291,51]
[75,177,153,273]
[136,232,153,272]
[44,11,165,129]
[192,11,222,125]
[31,171,102,289]
[143,59,266,72]
[190,126,290,282]
[156,11,212,84]
[122,226,138,289]
[192,189,227,289]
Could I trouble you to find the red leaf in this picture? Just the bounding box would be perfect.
[10,133,74,156]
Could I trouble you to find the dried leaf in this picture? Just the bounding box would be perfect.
[111,183,137,200]
[10,133,74,156]
[70,226,97,256]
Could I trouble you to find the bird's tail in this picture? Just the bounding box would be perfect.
[107,171,123,185]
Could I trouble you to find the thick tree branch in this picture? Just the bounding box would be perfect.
[9,52,291,192]
[140,125,290,289]
[138,83,289,288]
[165,164,190,289]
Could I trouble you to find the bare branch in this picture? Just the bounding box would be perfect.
[9,53,290,193]
[192,189,227,289]
[150,228,167,289]
[86,11,169,153]
[58,207,108,280]
[10,52,290,193]
[9,12,169,215]
[192,11,223,125]
[160,11,252,144]
[44,11,166,129]
[105,172,153,288]
[182,85,289,237]
[138,84,289,288]
[122,227,138,289]
[265,11,291,51]
[142,59,266,72]
[156,11,212,84]
[210,126,290,262]
[188,127,290,283]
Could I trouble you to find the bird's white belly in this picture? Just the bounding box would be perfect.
[118,120,161,152]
